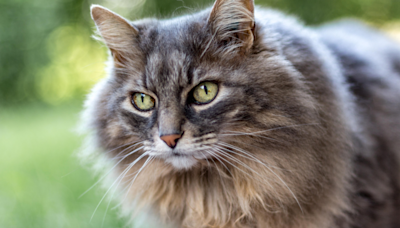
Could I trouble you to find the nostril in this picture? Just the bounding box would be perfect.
[160,134,182,149]
[174,131,184,144]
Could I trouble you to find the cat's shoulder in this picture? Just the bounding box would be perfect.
[318,19,400,98]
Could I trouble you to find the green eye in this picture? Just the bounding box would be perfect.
[193,82,218,104]
[132,93,155,111]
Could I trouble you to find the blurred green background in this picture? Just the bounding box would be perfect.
[1,0,399,227]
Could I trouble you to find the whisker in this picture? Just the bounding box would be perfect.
[204,150,230,192]
[100,147,147,227]
[214,145,286,199]
[205,149,234,178]
[209,148,256,180]
[199,151,212,168]
[221,123,320,137]
[101,161,138,227]
[218,142,303,213]
[120,155,154,204]
[90,152,149,222]
[111,157,154,210]
[219,123,321,145]
[103,140,141,155]
[111,142,144,160]
[101,167,133,227]
[215,143,289,172]
[220,133,283,143]
[214,147,264,178]
[79,145,144,198]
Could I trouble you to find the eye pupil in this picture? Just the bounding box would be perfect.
[204,85,208,95]
[141,94,144,103]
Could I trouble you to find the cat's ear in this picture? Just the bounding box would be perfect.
[208,0,255,54]
[91,5,139,67]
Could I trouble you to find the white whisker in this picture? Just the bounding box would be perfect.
[213,146,268,180]
[90,152,149,221]
[104,140,141,155]
[111,142,144,160]
[79,145,144,198]
[205,149,234,178]
[220,132,283,143]
[209,148,255,180]
[120,155,154,204]
[221,123,320,137]
[215,143,289,172]
[199,151,212,168]
[204,150,230,192]
[218,142,303,213]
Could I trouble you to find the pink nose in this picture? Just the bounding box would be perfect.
[160,134,181,148]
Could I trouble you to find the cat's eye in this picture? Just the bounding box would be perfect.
[193,82,219,104]
[132,93,155,111]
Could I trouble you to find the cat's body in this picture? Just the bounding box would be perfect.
[81,0,400,227]
[319,22,400,227]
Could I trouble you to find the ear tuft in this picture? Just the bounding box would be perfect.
[208,0,255,55]
[90,4,105,22]
[90,5,139,67]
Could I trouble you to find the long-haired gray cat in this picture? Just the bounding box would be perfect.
[80,0,400,227]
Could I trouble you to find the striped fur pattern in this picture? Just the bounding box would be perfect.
[80,0,400,227]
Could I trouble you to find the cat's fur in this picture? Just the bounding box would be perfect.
[80,0,400,227]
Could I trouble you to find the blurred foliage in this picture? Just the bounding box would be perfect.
[36,25,106,104]
[1,0,400,105]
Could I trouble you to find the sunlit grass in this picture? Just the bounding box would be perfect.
[0,104,126,228]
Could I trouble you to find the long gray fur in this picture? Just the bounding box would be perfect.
[81,1,400,227]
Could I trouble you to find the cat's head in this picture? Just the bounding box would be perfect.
[86,0,317,171]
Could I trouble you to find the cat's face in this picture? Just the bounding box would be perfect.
[108,51,272,169]
[88,3,315,171]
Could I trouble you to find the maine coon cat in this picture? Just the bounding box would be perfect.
[80,0,400,227]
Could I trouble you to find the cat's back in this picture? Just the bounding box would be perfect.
[318,20,400,82]
[318,21,400,155]
[319,21,400,227]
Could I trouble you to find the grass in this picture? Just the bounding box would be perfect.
[0,103,127,228]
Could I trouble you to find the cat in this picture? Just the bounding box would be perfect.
[80,0,400,227]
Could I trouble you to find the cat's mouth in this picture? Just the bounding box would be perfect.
[145,141,213,170]
[164,153,199,170]
[171,152,188,157]
[153,149,211,170]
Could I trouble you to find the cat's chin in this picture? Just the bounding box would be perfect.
[165,156,198,170]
